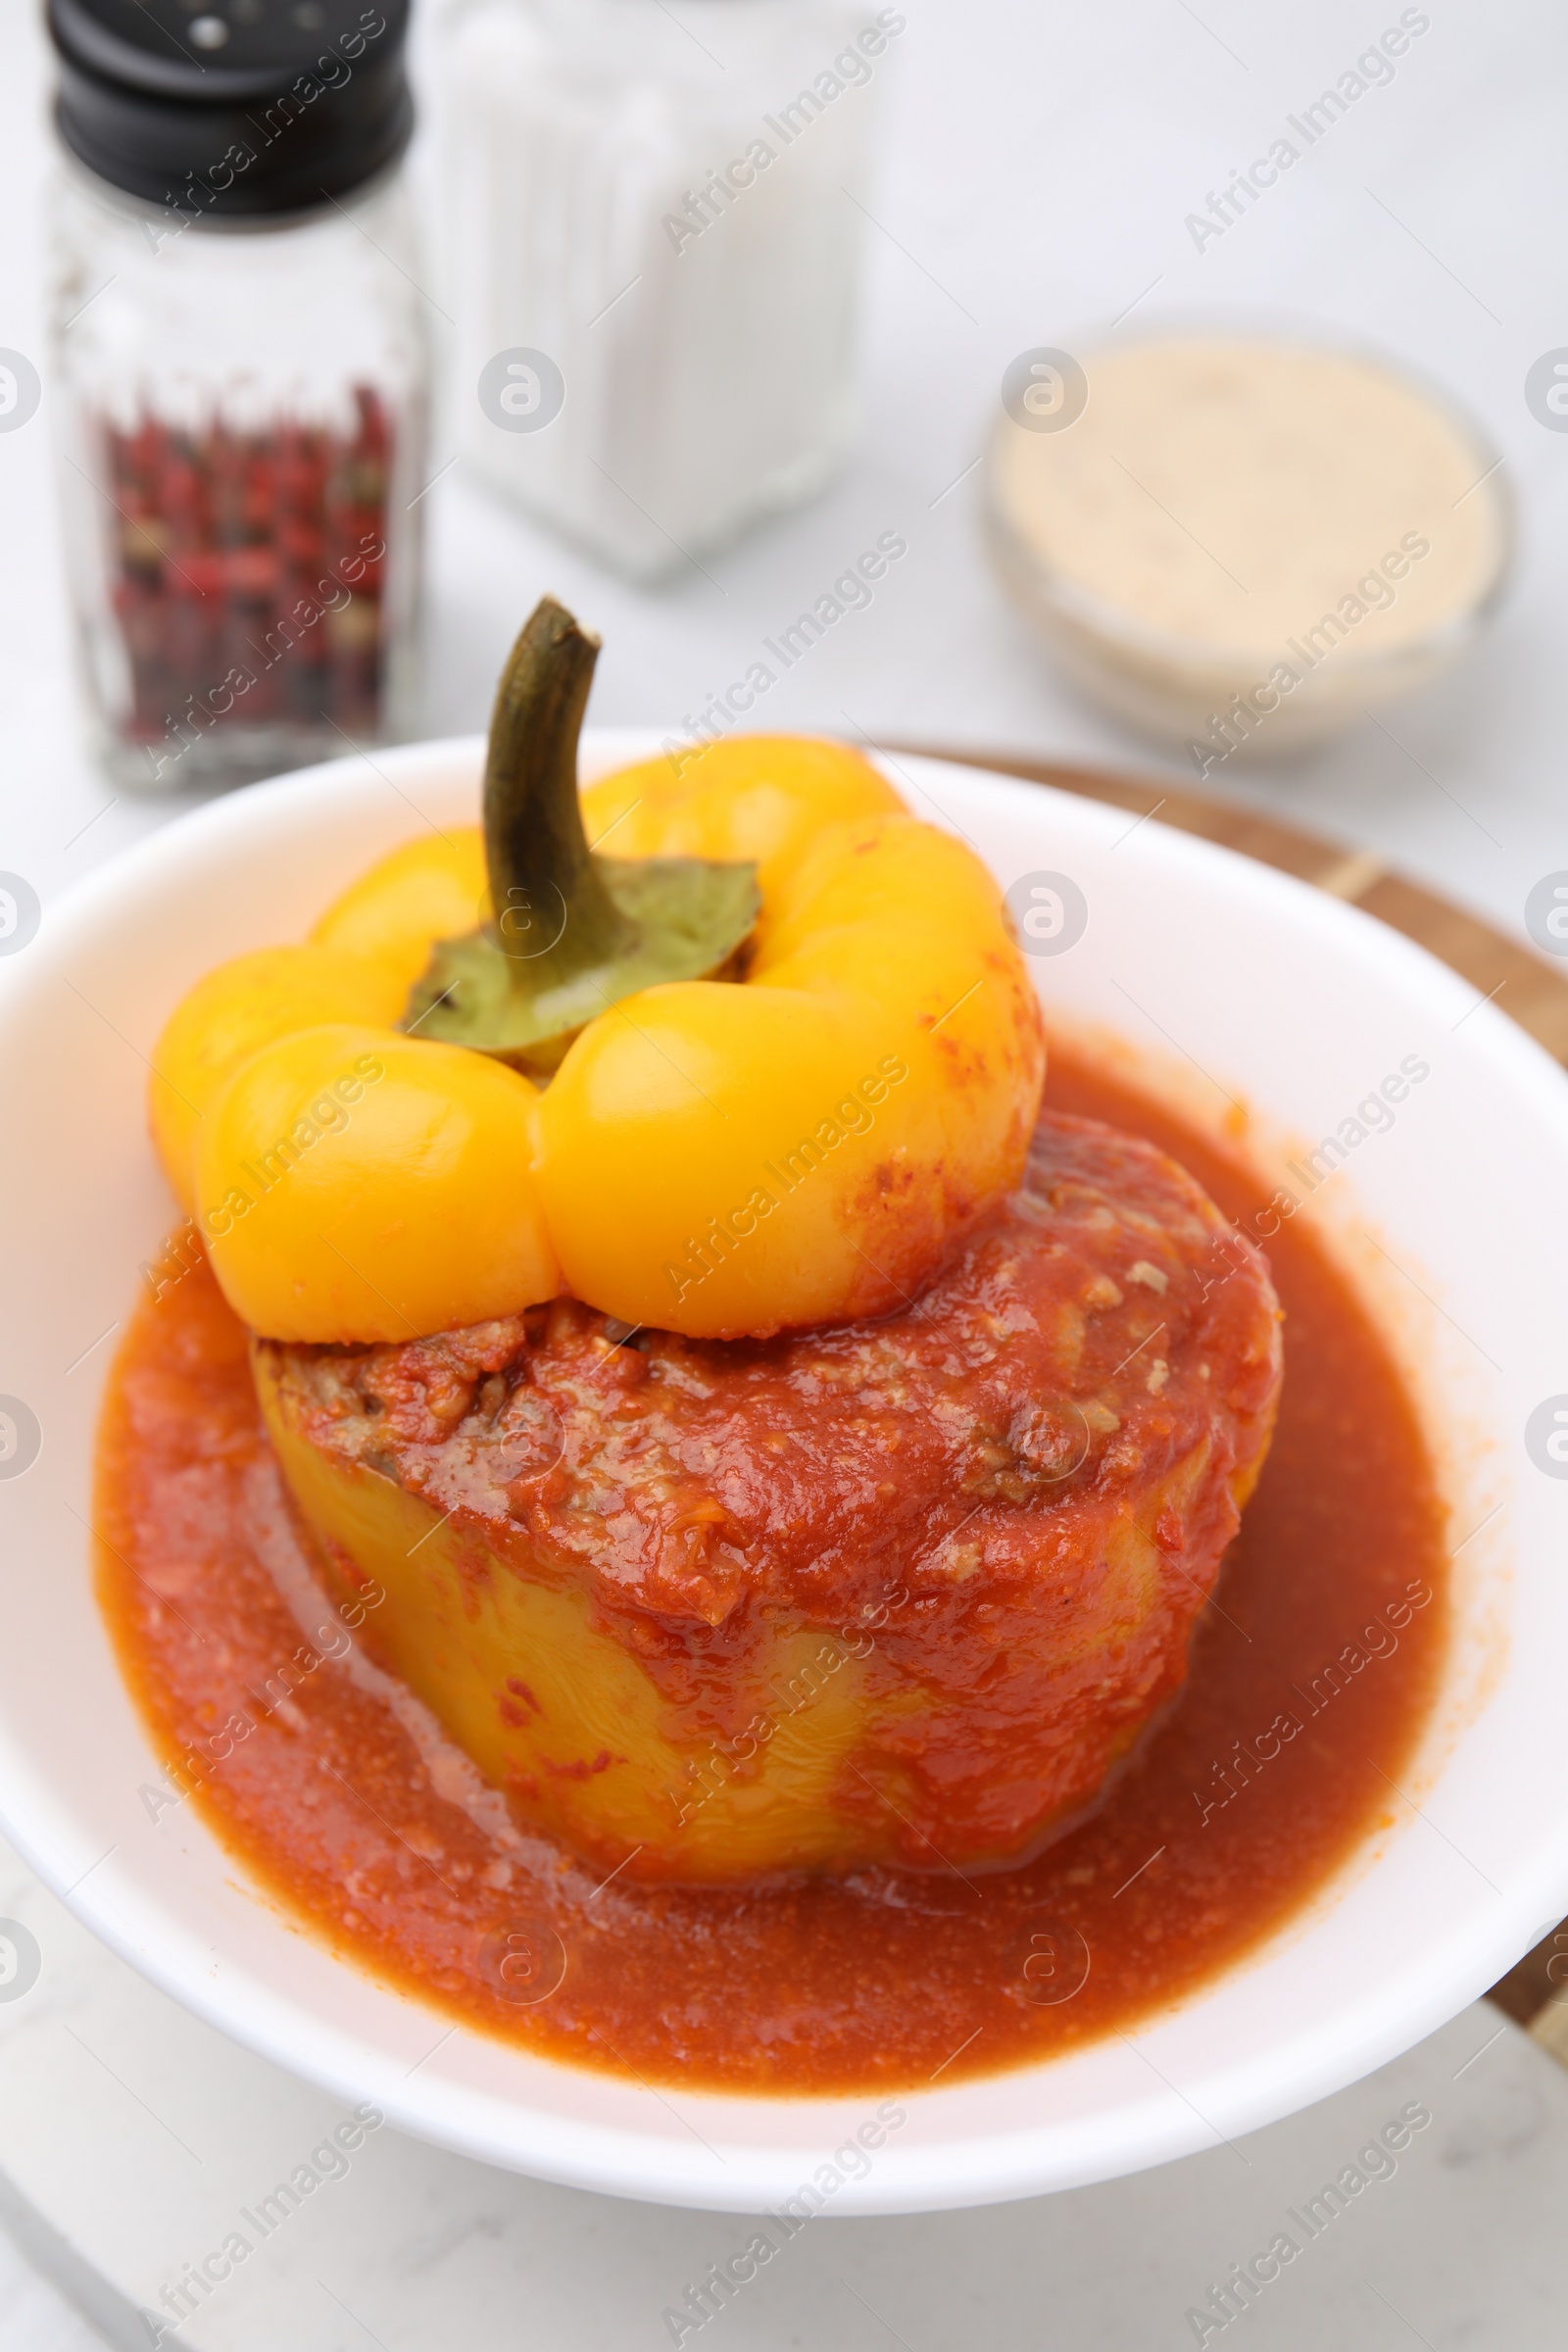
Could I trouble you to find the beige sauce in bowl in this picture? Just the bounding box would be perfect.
[988,336,1509,760]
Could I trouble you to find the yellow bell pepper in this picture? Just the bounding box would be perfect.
[196,1027,559,1342]
[155,599,1045,1344]
[254,1343,1225,1883]
[254,1348,895,1880]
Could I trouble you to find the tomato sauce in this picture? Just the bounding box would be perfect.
[95,1053,1448,2093]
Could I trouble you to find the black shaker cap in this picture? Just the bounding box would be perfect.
[47,0,412,215]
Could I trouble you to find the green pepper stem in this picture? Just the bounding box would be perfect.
[404,595,759,1072]
[482,597,636,986]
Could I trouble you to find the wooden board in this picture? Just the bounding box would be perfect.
[906,744,1568,2045]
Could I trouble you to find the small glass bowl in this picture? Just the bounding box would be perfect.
[983,322,1514,763]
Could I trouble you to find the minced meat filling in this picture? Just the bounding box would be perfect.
[260,1113,1281,1631]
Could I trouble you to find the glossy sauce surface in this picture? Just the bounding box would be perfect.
[96,1054,1448,2092]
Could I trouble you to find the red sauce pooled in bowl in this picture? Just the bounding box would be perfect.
[95,1054,1448,2092]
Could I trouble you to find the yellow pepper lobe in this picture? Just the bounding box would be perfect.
[196,1026,559,1343]
[149,945,408,1214]
[538,813,1047,1338]
[310,829,489,995]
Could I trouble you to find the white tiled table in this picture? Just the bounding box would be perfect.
[1,0,1564,2338]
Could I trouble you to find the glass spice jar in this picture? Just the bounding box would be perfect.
[47,0,428,792]
[438,0,900,580]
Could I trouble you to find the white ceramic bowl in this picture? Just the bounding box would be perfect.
[1,736,1565,2216]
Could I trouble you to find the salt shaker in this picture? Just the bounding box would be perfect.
[47,0,429,792]
[441,0,902,579]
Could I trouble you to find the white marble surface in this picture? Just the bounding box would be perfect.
[1,0,1565,2337]
[0,2262,101,2352]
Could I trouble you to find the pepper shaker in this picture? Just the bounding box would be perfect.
[47,0,429,792]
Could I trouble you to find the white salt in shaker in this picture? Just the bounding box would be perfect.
[438,0,901,579]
